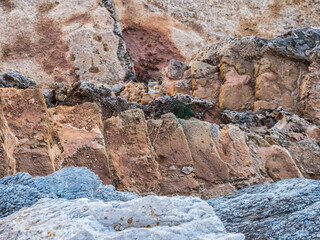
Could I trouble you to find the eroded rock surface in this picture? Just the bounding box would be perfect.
[0,167,138,218]
[113,0,320,80]
[207,178,320,240]
[0,195,244,240]
[0,0,133,87]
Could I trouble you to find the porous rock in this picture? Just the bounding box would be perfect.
[0,195,245,240]
[0,0,133,87]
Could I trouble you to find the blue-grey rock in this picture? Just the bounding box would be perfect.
[0,72,37,89]
[207,178,320,240]
[0,167,139,218]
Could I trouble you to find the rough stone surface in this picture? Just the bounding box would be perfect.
[0,195,244,240]
[0,72,37,89]
[0,0,133,87]
[161,28,319,119]
[147,114,199,195]
[48,103,112,184]
[104,109,160,194]
[0,167,138,218]
[113,0,320,79]
[0,88,54,176]
[207,178,320,240]
[179,118,230,196]
[148,94,214,120]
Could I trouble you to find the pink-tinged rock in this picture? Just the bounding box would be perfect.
[104,109,160,194]
[48,102,112,184]
[259,145,303,181]
[214,125,259,188]
[0,88,54,176]
[147,114,199,196]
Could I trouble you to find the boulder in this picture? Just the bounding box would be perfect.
[0,88,54,176]
[147,114,199,196]
[207,178,320,240]
[178,118,230,198]
[0,195,244,240]
[48,102,112,184]
[0,167,138,218]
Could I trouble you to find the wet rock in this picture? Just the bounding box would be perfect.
[207,178,320,240]
[0,195,244,240]
[0,72,37,89]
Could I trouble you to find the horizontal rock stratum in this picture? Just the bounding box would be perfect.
[0,86,319,198]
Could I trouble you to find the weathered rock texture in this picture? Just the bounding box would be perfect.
[1,86,319,199]
[0,190,244,239]
[0,0,133,88]
[113,0,320,80]
[207,178,320,240]
[161,28,320,125]
[0,167,138,218]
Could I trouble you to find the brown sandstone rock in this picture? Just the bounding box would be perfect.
[147,114,199,195]
[271,115,320,179]
[0,105,8,178]
[48,103,112,184]
[113,0,319,61]
[178,119,229,196]
[214,125,260,188]
[0,88,54,176]
[104,109,160,194]
[255,55,308,112]
[191,61,221,104]
[299,52,320,125]
[0,0,132,88]
[259,145,303,181]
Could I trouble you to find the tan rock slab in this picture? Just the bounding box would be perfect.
[259,145,303,181]
[104,109,160,194]
[0,88,54,176]
[48,102,112,184]
[147,114,199,195]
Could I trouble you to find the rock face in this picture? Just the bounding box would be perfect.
[207,178,320,240]
[0,167,138,218]
[0,88,54,177]
[162,28,320,120]
[104,109,160,194]
[0,196,244,240]
[0,86,319,198]
[0,0,133,88]
[113,0,320,80]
